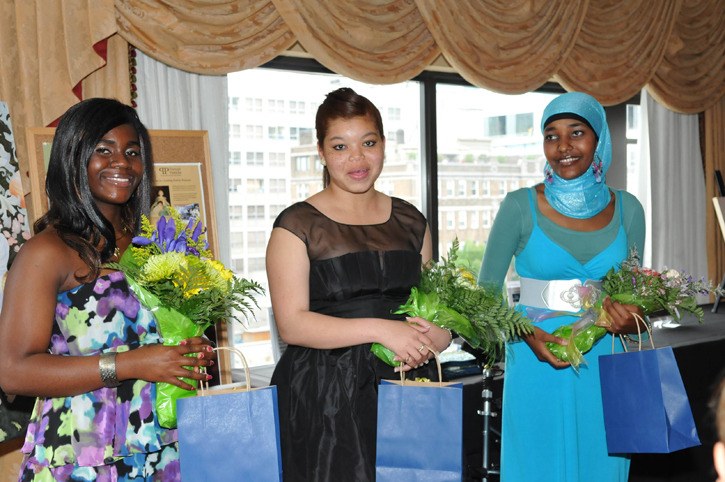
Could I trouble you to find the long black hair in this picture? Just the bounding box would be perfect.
[315,87,384,187]
[34,98,153,280]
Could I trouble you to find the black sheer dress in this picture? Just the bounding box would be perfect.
[270,197,434,482]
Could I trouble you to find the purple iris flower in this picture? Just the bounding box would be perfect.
[132,215,195,254]
[191,219,203,242]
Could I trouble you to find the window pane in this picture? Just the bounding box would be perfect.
[228,69,422,367]
[436,85,558,275]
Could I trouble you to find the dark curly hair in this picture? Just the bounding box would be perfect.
[34,98,153,281]
[315,87,384,187]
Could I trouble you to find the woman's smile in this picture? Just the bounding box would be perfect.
[555,155,582,167]
[101,172,136,187]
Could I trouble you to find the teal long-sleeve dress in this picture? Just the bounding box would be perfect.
[479,186,645,482]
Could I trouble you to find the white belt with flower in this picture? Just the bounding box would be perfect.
[518,277,602,313]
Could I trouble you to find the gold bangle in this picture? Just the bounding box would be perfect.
[99,352,121,388]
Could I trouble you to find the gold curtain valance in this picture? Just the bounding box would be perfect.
[271,0,440,84]
[115,0,297,75]
[415,0,587,95]
[555,0,682,106]
[113,0,724,113]
[1,0,723,219]
[647,0,725,114]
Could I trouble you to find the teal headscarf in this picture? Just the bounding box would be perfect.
[541,92,611,219]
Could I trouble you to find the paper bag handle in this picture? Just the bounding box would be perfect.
[613,312,655,353]
[199,346,251,394]
[399,345,444,386]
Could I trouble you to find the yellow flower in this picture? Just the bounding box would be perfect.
[458,267,477,286]
[208,260,234,281]
[140,252,187,282]
[183,287,202,298]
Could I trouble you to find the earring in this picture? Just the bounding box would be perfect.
[320,159,326,167]
[544,163,554,184]
[592,155,603,182]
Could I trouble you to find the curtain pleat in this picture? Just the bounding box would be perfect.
[703,97,725,285]
[82,34,132,105]
[555,0,681,105]
[271,0,439,84]
[115,0,297,75]
[647,0,725,114]
[415,0,586,94]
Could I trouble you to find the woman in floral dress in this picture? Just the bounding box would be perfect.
[0,98,213,481]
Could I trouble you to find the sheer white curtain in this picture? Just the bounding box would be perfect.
[134,50,231,265]
[635,94,653,267]
[642,89,708,301]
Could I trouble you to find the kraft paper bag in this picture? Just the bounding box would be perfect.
[177,347,283,481]
[599,346,700,453]
[375,353,463,482]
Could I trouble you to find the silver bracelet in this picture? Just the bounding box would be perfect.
[444,328,453,345]
[99,352,121,388]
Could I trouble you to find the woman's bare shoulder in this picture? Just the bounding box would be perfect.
[10,228,80,278]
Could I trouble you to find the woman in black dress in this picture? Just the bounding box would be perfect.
[266,88,453,481]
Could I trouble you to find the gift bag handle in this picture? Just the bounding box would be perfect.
[199,346,251,394]
[399,345,444,386]
[612,312,655,353]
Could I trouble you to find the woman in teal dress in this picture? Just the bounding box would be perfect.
[0,98,213,481]
[479,92,646,481]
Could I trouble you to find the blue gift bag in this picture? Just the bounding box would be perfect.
[599,346,700,453]
[375,377,463,481]
[177,348,283,481]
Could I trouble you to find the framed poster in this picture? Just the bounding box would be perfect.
[150,164,206,227]
[25,129,218,257]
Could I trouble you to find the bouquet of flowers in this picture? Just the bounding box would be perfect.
[371,240,533,367]
[545,248,722,368]
[109,207,264,428]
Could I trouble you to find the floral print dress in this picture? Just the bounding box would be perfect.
[19,271,179,482]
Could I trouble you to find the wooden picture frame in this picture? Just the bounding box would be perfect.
[24,127,54,229]
[25,128,219,258]
[713,197,725,242]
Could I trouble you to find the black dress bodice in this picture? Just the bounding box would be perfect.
[270,198,431,482]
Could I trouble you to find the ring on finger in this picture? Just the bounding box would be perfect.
[417,344,425,353]
[405,355,412,364]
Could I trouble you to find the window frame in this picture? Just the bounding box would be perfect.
[257,56,635,259]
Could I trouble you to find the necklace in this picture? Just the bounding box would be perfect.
[113,225,130,260]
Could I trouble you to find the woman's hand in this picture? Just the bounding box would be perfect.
[380,319,434,372]
[601,297,647,335]
[118,336,215,390]
[523,326,571,369]
[406,317,452,359]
